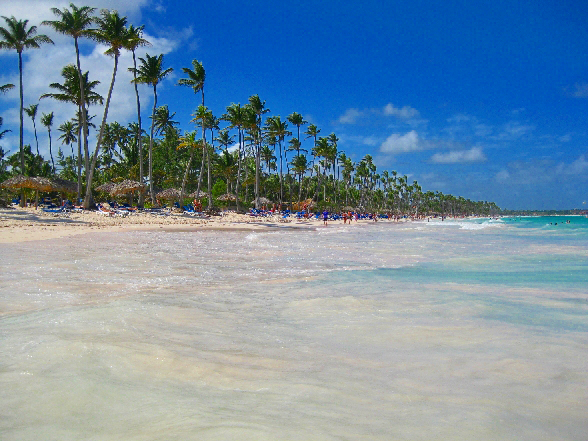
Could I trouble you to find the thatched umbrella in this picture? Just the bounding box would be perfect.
[254,197,271,206]
[95,182,117,193]
[156,188,181,200]
[1,175,54,209]
[111,180,146,196]
[1,175,54,192]
[217,193,237,202]
[189,190,206,199]
[110,180,146,206]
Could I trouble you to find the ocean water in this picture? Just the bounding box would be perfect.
[0,216,587,440]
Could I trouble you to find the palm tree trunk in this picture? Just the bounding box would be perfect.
[149,83,157,205]
[48,127,54,173]
[85,54,119,209]
[32,119,39,156]
[278,140,283,209]
[235,129,242,212]
[76,114,82,203]
[207,142,212,210]
[18,51,25,207]
[74,38,90,183]
[131,49,145,208]
[180,147,195,206]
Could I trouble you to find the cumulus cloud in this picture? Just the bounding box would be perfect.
[338,108,363,124]
[572,82,588,98]
[380,130,420,154]
[556,154,588,175]
[0,1,190,158]
[0,0,151,26]
[383,103,420,119]
[430,147,486,164]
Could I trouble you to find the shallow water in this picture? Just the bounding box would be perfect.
[1,218,587,440]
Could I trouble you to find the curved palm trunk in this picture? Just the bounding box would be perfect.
[180,146,195,207]
[85,54,119,209]
[48,127,54,173]
[32,119,39,156]
[148,83,157,205]
[131,49,144,208]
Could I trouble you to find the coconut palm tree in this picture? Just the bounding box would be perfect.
[287,112,307,155]
[0,83,15,94]
[125,24,150,207]
[40,112,55,173]
[0,16,53,204]
[58,120,77,158]
[130,53,173,205]
[178,59,206,106]
[40,64,103,200]
[248,94,270,208]
[42,4,96,183]
[264,116,291,208]
[24,104,40,156]
[152,105,178,138]
[222,103,251,212]
[84,9,130,208]
[177,130,200,205]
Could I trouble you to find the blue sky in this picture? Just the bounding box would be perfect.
[1,0,587,210]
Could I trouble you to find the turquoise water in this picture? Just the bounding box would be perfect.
[0,217,587,440]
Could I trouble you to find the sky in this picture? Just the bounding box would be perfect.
[0,0,587,210]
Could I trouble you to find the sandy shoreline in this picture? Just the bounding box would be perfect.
[0,206,368,243]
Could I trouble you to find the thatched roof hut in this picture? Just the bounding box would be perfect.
[111,180,146,196]
[217,193,237,202]
[189,190,207,199]
[50,178,77,193]
[95,182,117,193]
[156,188,181,200]
[1,175,54,192]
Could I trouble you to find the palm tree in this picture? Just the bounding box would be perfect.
[248,94,270,208]
[0,83,15,94]
[42,4,95,186]
[177,130,200,205]
[130,53,173,205]
[0,16,53,204]
[41,112,55,173]
[287,112,307,155]
[58,120,77,158]
[40,64,103,200]
[178,59,206,106]
[291,153,309,204]
[125,24,150,207]
[24,104,40,155]
[222,103,250,212]
[84,9,130,209]
[152,105,178,138]
[264,116,291,208]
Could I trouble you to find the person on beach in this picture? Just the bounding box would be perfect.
[323,210,328,226]
[343,212,348,224]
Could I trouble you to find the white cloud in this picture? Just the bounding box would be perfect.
[383,103,420,119]
[495,169,510,182]
[556,154,588,175]
[572,82,588,98]
[430,147,486,164]
[0,0,185,159]
[338,108,363,124]
[380,130,420,154]
[0,0,151,27]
